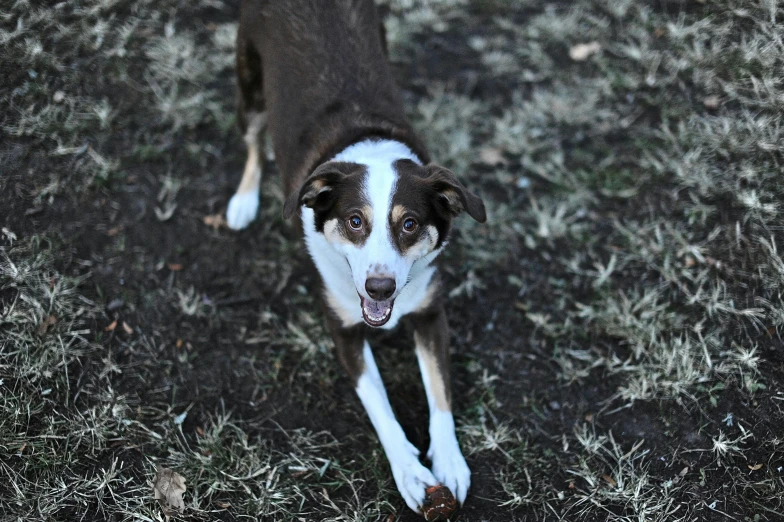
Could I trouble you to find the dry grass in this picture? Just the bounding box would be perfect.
[2,0,784,520]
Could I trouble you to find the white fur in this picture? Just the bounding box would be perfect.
[227,191,259,230]
[418,347,471,503]
[356,342,437,511]
[227,112,265,230]
[301,139,443,329]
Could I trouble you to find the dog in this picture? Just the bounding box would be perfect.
[227,0,486,514]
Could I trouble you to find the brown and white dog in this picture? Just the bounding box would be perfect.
[227,0,486,513]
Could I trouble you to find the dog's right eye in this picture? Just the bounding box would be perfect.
[348,215,363,230]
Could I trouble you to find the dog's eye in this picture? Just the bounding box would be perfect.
[402,218,418,233]
[348,215,363,230]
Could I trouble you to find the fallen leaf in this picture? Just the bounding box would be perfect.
[153,467,187,517]
[748,463,763,471]
[569,41,601,61]
[105,320,118,332]
[479,147,507,166]
[703,95,720,109]
[167,263,184,271]
[196,426,204,436]
[107,225,124,237]
[176,339,183,349]
[685,256,696,267]
[122,321,133,335]
[203,213,227,230]
[38,315,57,335]
[601,474,617,487]
[215,500,231,508]
[679,466,689,476]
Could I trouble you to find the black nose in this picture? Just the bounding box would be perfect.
[365,277,396,300]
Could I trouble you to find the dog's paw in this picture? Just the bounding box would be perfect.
[389,441,438,513]
[428,437,471,505]
[226,192,259,230]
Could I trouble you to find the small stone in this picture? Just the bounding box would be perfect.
[53,91,65,103]
[549,400,561,411]
[107,298,124,311]
[703,95,720,109]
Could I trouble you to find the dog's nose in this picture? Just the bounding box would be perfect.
[365,277,396,300]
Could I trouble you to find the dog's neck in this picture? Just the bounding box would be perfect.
[302,138,440,330]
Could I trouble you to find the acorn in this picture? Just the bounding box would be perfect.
[422,485,458,521]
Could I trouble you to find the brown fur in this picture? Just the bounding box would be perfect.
[237,0,430,204]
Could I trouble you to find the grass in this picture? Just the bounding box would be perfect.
[2,0,784,520]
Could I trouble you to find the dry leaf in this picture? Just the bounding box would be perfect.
[204,213,227,230]
[107,225,124,237]
[569,41,601,61]
[679,466,689,476]
[153,467,187,517]
[479,147,507,166]
[601,474,617,487]
[38,315,57,335]
[105,319,118,332]
[748,463,763,471]
[176,339,183,349]
[703,95,720,109]
[168,263,184,271]
[122,321,133,335]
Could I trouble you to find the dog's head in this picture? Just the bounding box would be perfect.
[283,151,485,327]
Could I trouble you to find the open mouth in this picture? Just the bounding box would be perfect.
[360,296,394,327]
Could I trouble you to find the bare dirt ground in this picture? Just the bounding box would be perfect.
[2,0,783,520]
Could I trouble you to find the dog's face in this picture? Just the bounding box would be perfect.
[284,157,485,327]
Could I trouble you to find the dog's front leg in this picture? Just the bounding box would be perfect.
[327,316,437,513]
[413,304,471,505]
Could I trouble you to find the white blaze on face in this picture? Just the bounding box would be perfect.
[331,140,421,302]
[302,140,445,329]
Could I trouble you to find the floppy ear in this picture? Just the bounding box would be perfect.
[282,162,354,219]
[425,165,487,223]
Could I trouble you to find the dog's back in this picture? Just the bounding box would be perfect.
[239,0,427,197]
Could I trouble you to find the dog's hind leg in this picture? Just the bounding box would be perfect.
[325,309,437,514]
[413,304,471,505]
[227,20,265,231]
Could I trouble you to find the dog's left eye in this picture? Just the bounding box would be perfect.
[348,215,363,230]
[402,218,418,233]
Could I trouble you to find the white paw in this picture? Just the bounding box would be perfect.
[428,435,471,505]
[389,440,438,513]
[226,192,259,230]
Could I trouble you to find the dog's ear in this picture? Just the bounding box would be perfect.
[282,162,357,219]
[425,165,487,223]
